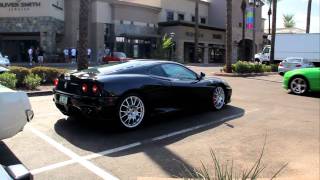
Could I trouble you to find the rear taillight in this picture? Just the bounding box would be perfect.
[92,84,99,94]
[54,78,59,87]
[279,62,283,67]
[296,64,302,67]
[82,83,88,93]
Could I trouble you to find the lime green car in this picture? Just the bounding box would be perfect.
[283,68,320,95]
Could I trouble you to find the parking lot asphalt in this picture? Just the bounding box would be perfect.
[1,71,319,180]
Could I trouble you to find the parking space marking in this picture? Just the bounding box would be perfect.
[29,127,119,180]
[29,109,262,176]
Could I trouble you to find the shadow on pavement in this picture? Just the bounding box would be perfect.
[0,141,22,166]
[54,105,244,177]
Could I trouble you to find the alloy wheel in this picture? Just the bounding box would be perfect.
[290,78,307,95]
[119,96,145,128]
[213,87,225,110]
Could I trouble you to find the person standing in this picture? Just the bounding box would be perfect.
[87,48,92,63]
[63,48,69,63]
[71,48,77,64]
[33,47,38,64]
[28,47,33,66]
[37,47,44,65]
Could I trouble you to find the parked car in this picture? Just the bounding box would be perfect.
[102,52,131,63]
[0,85,34,140]
[283,68,320,95]
[278,57,314,75]
[0,66,9,74]
[53,60,232,129]
[0,164,31,180]
[0,52,10,67]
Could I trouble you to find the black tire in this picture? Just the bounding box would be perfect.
[289,76,309,95]
[116,93,147,129]
[212,86,226,110]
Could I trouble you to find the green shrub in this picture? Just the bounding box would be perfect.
[271,63,278,72]
[23,73,42,90]
[224,61,274,74]
[234,61,253,73]
[222,64,236,73]
[31,67,67,84]
[262,64,272,72]
[0,73,17,89]
[9,66,30,87]
[253,63,264,73]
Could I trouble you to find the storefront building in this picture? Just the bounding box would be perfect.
[0,0,64,62]
[0,0,264,64]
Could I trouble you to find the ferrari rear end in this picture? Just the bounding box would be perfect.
[53,73,118,118]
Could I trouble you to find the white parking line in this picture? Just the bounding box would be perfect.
[30,110,260,176]
[29,127,119,180]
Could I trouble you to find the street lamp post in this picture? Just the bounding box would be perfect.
[249,0,261,62]
[169,32,175,60]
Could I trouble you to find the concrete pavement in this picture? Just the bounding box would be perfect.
[1,73,319,180]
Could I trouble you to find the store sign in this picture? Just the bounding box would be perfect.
[0,1,41,11]
[246,7,254,30]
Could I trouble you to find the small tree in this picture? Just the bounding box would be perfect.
[162,34,174,59]
[283,14,296,28]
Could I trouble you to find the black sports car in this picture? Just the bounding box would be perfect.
[53,60,232,129]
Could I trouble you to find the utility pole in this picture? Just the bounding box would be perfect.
[252,0,256,61]
[270,0,277,64]
[194,0,199,63]
[306,0,312,33]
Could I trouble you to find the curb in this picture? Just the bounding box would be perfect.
[213,72,278,77]
[27,90,53,97]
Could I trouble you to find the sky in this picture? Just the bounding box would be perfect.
[262,0,320,33]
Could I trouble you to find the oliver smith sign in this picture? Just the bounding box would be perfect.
[0,1,41,11]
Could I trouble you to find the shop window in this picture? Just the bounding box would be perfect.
[167,11,174,21]
[178,13,185,21]
[192,16,195,22]
[213,34,222,39]
[116,37,125,42]
[200,17,206,24]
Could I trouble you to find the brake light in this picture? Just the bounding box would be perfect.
[82,83,88,93]
[54,78,59,87]
[279,62,283,67]
[92,84,99,94]
[296,64,302,67]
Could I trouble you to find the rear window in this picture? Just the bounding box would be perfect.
[285,58,302,63]
[83,61,146,74]
[113,52,126,58]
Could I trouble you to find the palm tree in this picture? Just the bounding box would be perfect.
[194,0,199,63]
[306,0,312,33]
[264,0,272,35]
[283,14,296,28]
[77,0,90,71]
[225,0,232,73]
[240,0,247,60]
[270,0,278,64]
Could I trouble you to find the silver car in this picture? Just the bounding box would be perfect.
[0,52,10,67]
[278,57,314,75]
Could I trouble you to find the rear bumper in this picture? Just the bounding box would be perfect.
[53,90,119,117]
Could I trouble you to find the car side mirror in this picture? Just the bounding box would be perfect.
[199,72,206,79]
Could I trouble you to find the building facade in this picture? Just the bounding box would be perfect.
[0,0,64,62]
[0,0,264,63]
